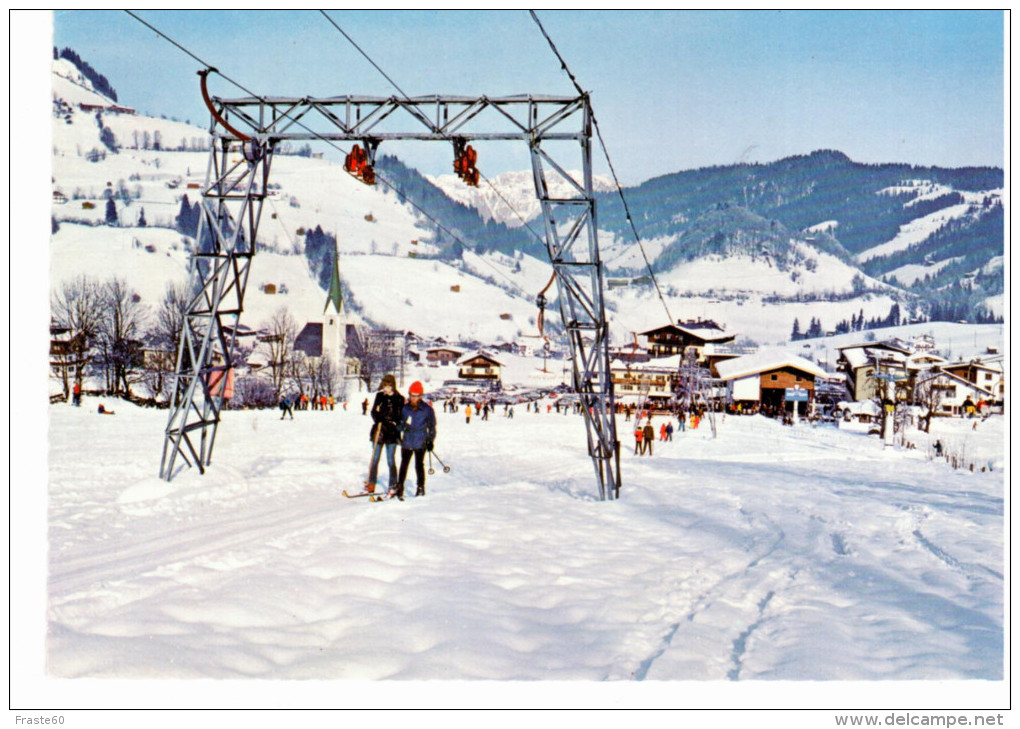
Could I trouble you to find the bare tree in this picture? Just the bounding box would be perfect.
[50,275,104,396]
[286,354,311,408]
[913,372,947,433]
[97,277,147,397]
[358,329,404,391]
[139,281,190,402]
[304,354,343,407]
[230,374,278,410]
[318,355,343,401]
[261,307,298,398]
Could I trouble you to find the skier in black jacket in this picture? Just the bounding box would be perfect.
[366,374,405,493]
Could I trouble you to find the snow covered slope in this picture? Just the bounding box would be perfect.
[49,60,540,342]
[45,398,1004,688]
[858,184,1003,263]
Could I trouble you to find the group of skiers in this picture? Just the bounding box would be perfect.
[365,374,437,501]
[441,397,584,422]
[294,393,342,411]
[279,394,347,418]
[631,412,700,456]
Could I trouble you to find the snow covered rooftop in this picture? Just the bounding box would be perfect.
[457,350,504,366]
[641,319,736,342]
[839,345,911,370]
[715,352,829,381]
[611,354,684,372]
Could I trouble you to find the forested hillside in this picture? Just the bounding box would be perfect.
[593,150,1003,321]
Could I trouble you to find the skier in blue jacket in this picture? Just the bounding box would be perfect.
[394,380,437,500]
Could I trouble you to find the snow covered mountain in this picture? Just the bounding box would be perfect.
[427,168,616,228]
[591,151,1003,323]
[49,55,1003,355]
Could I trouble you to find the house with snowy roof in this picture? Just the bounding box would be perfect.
[905,351,948,374]
[914,369,997,417]
[836,340,912,402]
[425,346,464,366]
[639,318,737,362]
[609,344,651,364]
[610,354,683,404]
[457,350,504,383]
[940,359,1005,405]
[716,352,830,415]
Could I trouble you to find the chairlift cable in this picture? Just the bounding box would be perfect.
[123,10,532,308]
[529,10,674,327]
[319,11,420,118]
[320,10,546,247]
[127,8,639,354]
[316,10,561,326]
[318,12,549,260]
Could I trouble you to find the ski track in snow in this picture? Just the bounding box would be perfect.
[45,401,1004,681]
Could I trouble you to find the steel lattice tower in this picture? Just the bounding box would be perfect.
[160,90,621,500]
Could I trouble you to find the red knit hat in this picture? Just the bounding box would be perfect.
[409,381,424,395]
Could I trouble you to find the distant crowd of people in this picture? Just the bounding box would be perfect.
[628,408,706,456]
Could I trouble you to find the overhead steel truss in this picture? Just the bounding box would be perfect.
[161,91,621,500]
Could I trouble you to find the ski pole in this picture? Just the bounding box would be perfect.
[430,450,452,473]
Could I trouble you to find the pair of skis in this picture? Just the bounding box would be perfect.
[342,491,389,501]
[341,487,407,502]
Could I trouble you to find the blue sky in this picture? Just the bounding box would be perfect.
[40,9,1007,184]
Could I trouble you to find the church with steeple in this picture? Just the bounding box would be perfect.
[294,240,347,373]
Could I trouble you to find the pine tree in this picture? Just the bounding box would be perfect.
[105,198,118,226]
[175,195,199,236]
[886,303,901,327]
[138,208,147,227]
[790,318,801,341]
[99,125,118,153]
[175,196,191,233]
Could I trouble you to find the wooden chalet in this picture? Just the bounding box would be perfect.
[426,347,464,366]
[609,345,651,364]
[716,353,829,415]
[610,354,681,404]
[78,102,136,115]
[640,318,736,361]
[457,351,503,383]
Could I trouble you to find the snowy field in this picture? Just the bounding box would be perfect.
[27,393,1007,710]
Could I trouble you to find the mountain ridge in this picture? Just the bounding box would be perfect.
[49,52,1004,355]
